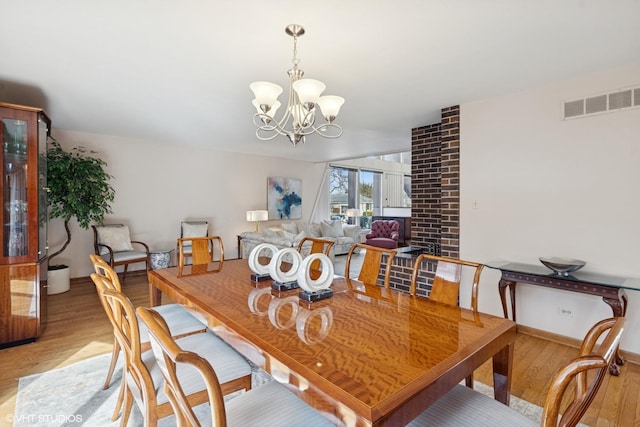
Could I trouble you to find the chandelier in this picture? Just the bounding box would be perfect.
[250,24,345,147]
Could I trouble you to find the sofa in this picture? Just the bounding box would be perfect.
[239,220,368,259]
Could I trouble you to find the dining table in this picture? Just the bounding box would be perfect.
[148,259,517,426]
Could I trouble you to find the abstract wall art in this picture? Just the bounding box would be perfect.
[267,176,302,220]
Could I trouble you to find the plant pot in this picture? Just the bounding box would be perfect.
[47,266,70,295]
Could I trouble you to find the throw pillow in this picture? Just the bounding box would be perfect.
[282,230,296,240]
[182,222,208,238]
[298,222,322,238]
[343,224,359,239]
[321,220,344,238]
[181,222,208,247]
[97,225,134,255]
[264,227,283,238]
[294,230,306,242]
[282,222,298,234]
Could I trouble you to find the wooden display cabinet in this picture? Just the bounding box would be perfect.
[0,102,50,347]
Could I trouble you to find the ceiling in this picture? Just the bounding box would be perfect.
[1,1,639,163]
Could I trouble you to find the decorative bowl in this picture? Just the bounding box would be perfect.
[539,257,586,276]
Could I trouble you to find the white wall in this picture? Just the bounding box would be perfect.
[459,63,640,353]
[48,130,326,279]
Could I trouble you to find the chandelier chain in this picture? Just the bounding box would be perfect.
[291,34,299,68]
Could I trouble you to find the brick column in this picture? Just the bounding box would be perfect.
[410,105,460,257]
[439,105,460,258]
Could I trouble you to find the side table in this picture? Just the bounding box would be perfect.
[486,260,637,376]
[150,248,174,270]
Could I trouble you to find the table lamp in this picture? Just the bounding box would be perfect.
[246,210,268,232]
[346,208,361,225]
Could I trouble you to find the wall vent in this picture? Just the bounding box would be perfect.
[563,85,640,119]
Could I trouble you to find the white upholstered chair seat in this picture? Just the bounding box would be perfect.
[137,303,206,343]
[214,380,333,427]
[406,384,536,426]
[129,330,252,407]
[101,250,149,264]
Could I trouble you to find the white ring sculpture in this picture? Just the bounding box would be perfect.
[247,287,273,315]
[296,306,333,345]
[268,296,299,329]
[269,247,302,283]
[297,253,334,293]
[248,243,279,276]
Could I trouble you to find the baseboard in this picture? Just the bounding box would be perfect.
[70,269,148,285]
[517,324,639,365]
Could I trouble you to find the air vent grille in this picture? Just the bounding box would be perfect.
[563,85,640,119]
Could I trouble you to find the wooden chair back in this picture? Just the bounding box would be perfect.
[410,254,484,313]
[90,253,122,291]
[89,254,126,393]
[296,237,334,256]
[297,237,335,273]
[137,307,228,427]
[91,273,156,425]
[542,316,625,427]
[177,236,224,276]
[345,243,397,288]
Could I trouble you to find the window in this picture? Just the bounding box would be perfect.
[403,175,411,208]
[329,151,410,225]
[359,170,381,228]
[329,167,357,223]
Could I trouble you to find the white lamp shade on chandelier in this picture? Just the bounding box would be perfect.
[250,24,344,147]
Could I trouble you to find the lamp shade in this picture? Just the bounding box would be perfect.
[292,79,326,104]
[250,82,283,106]
[317,96,345,121]
[246,210,268,222]
[346,208,361,218]
[253,99,281,117]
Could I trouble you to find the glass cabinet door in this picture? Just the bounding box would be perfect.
[38,118,48,260]
[2,118,29,258]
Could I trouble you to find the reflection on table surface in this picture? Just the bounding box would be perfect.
[148,259,516,427]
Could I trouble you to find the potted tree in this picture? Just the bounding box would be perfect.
[46,139,115,294]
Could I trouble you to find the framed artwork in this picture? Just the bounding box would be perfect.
[267,176,302,220]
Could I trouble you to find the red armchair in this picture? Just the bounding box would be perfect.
[365,220,400,249]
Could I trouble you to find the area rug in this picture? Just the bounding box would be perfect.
[14,353,561,426]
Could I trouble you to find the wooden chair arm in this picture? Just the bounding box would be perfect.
[96,243,114,256]
[131,240,150,255]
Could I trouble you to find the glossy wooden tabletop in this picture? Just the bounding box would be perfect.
[148,259,516,426]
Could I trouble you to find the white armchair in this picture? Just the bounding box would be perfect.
[92,224,149,283]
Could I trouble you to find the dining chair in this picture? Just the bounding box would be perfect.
[92,223,150,284]
[178,220,209,260]
[177,236,224,276]
[345,243,397,288]
[410,254,484,313]
[297,237,335,276]
[89,254,206,391]
[136,306,335,427]
[92,275,253,427]
[410,254,484,388]
[296,236,334,257]
[407,316,625,427]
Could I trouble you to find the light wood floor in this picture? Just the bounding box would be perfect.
[0,273,637,426]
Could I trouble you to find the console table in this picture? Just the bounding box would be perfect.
[486,261,639,375]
